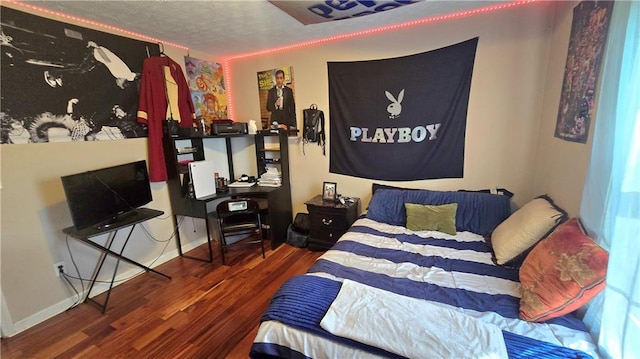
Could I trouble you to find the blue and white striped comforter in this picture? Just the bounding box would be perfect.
[251,218,599,359]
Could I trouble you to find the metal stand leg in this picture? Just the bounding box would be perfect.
[84,232,117,311]
[84,224,171,313]
[173,215,183,256]
[178,216,214,263]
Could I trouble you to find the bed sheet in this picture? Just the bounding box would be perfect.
[251,217,599,359]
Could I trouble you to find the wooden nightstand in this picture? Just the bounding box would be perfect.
[305,195,361,251]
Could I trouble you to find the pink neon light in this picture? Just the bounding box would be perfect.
[223,0,537,120]
[224,0,537,61]
[222,58,234,121]
[6,0,189,51]
[6,0,537,121]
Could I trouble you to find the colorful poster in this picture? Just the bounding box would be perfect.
[184,56,227,126]
[554,1,613,143]
[329,38,478,180]
[257,67,295,129]
[0,6,158,144]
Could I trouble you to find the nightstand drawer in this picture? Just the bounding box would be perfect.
[309,211,349,233]
[309,225,344,242]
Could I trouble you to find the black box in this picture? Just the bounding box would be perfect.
[211,122,248,135]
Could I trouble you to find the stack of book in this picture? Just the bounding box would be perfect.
[258,167,282,187]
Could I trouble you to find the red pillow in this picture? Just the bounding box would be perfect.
[519,218,608,322]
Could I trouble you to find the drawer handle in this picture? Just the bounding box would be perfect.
[322,218,333,225]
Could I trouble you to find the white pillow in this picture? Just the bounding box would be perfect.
[490,196,566,265]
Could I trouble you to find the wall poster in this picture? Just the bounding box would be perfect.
[184,56,227,130]
[554,1,613,144]
[257,67,295,129]
[328,38,478,181]
[0,6,159,144]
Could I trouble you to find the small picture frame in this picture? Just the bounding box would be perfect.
[322,181,337,201]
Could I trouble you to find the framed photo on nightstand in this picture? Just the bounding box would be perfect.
[322,182,337,201]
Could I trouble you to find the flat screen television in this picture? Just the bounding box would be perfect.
[61,160,153,230]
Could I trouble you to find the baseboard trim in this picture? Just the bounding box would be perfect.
[5,237,208,337]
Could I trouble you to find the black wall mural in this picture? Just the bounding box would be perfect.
[1,6,160,144]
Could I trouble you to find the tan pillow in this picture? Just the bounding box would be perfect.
[405,203,457,235]
[490,196,566,265]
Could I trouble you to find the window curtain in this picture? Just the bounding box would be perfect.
[580,2,639,358]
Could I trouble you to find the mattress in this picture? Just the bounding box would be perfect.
[250,217,599,358]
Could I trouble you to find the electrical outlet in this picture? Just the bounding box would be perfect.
[54,261,65,277]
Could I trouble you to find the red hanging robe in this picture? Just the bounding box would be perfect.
[137,56,195,182]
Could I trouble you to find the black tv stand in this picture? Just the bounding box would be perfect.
[95,210,139,231]
[63,208,170,313]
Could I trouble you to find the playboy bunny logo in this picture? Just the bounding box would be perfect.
[385,89,404,119]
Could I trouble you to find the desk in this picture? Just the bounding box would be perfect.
[169,185,291,262]
[162,132,293,263]
[62,208,171,313]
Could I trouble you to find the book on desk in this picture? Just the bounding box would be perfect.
[228,181,257,188]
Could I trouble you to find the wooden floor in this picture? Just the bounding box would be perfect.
[1,238,323,359]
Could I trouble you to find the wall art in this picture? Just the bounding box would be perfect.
[1,6,159,144]
[554,1,614,144]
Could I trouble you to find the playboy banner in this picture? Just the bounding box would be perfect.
[328,37,478,180]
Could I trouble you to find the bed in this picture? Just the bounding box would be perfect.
[250,188,603,359]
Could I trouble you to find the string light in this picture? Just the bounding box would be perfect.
[6,0,538,122]
[5,0,189,51]
[222,58,233,121]
[222,0,538,120]
[224,0,538,61]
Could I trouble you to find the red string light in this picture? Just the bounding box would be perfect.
[222,0,538,120]
[5,0,190,51]
[222,58,234,121]
[6,0,538,122]
[224,0,538,61]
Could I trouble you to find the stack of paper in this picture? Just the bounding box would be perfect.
[228,181,257,188]
[258,167,282,187]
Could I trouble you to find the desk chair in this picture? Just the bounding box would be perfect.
[216,198,265,265]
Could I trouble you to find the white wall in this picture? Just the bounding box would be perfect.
[229,2,567,216]
[532,1,593,215]
[1,0,594,336]
[0,3,222,335]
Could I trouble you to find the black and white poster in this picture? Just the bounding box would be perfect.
[328,37,477,180]
[1,7,159,144]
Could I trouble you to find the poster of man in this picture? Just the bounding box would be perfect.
[257,67,296,130]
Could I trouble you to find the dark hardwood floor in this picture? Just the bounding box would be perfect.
[1,238,323,358]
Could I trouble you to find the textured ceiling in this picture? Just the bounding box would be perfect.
[23,1,511,58]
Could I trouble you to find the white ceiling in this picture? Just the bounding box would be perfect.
[24,0,509,57]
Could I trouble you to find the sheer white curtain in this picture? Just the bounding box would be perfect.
[580,2,639,358]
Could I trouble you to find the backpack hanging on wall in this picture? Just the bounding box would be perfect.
[302,104,325,155]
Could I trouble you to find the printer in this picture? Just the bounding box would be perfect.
[210,120,248,135]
